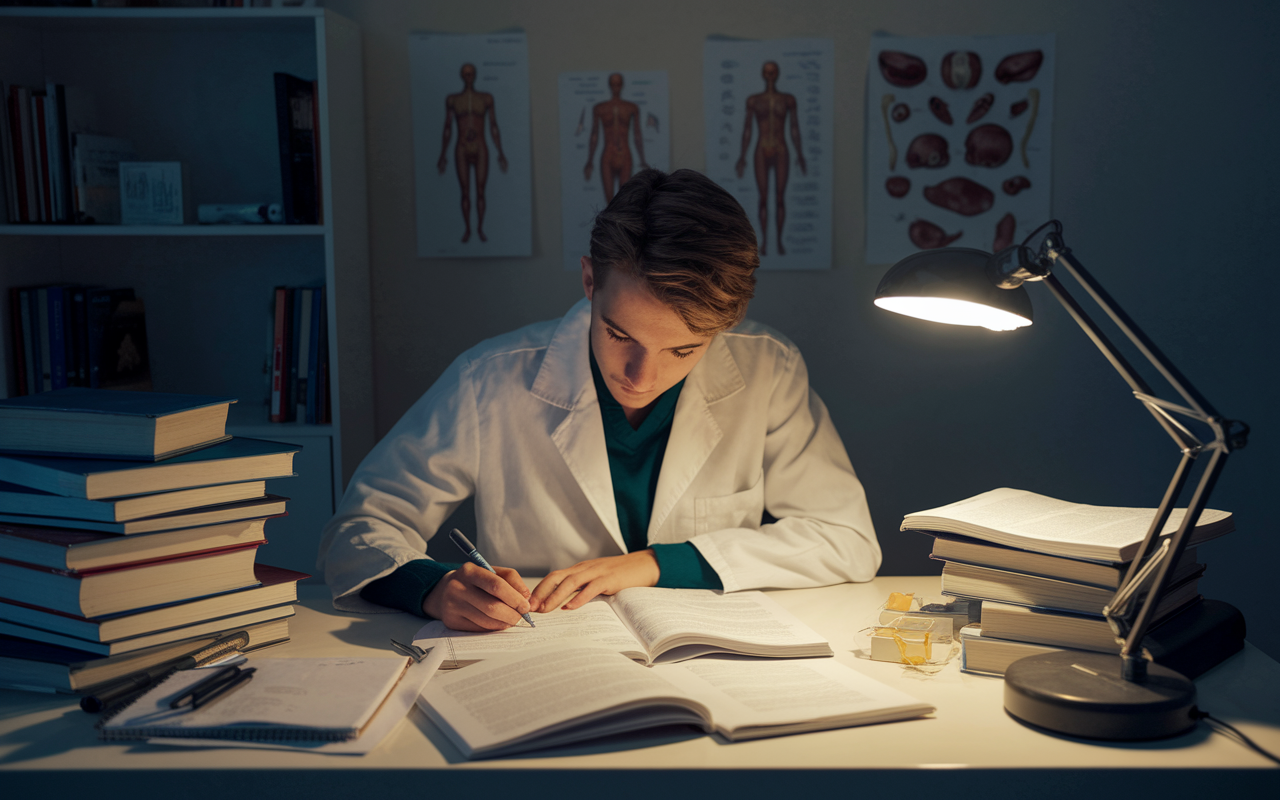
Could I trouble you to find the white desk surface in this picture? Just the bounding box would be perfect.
[2,577,1278,797]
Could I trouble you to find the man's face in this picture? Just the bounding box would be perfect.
[582,258,713,418]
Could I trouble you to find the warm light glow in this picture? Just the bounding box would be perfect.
[874,296,1032,331]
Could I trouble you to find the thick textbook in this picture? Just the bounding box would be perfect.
[0,479,266,522]
[0,617,289,694]
[0,563,306,643]
[961,600,1245,678]
[0,603,295,656]
[901,487,1233,562]
[979,599,1189,654]
[420,642,934,759]
[930,533,1201,589]
[0,387,233,460]
[0,541,261,617]
[101,656,409,741]
[0,516,270,571]
[413,587,832,668]
[0,437,300,500]
[0,494,288,535]
[940,559,1203,618]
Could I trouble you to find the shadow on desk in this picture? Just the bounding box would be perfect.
[0,704,86,764]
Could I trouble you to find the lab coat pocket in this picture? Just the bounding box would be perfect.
[695,475,764,535]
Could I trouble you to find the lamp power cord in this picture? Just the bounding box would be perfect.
[1192,707,1280,766]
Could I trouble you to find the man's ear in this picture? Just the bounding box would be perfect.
[581,256,595,301]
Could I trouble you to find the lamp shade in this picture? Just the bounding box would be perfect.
[874,248,1034,331]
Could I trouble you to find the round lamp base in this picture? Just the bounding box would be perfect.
[1003,650,1197,740]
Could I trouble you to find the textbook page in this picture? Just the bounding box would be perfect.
[901,488,1233,561]
[418,642,707,758]
[413,601,645,667]
[654,656,935,739]
[606,587,832,662]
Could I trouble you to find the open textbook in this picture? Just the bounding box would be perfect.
[901,488,1233,562]
[418,641,934,759]
[413,587,832,668]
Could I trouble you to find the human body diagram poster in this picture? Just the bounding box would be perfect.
[559,72,670,271]
[409,32,533,258]
[865,33,1055,264]
[704,38,833,270]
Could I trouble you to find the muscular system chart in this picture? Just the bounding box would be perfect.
[409,31,533,258]
[704,37,833,271]
[559,71,670,271]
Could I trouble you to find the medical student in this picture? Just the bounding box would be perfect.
[317,168,880,630]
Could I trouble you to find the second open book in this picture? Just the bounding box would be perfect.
[412,587,833,668]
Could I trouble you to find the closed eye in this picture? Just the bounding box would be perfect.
[672,349,693,359]
[605,327,631,343]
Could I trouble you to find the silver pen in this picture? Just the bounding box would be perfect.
[447,528,536,627]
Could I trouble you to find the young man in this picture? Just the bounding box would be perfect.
[317,169,879,630]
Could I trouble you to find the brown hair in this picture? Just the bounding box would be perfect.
[589,169,758,336]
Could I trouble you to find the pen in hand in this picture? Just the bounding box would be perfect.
[448,528,536,627]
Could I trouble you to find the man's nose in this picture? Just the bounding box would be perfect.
[625,350,654,390]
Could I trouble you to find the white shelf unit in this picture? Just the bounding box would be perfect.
[0,7,374,579]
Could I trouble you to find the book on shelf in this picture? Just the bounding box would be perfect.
[419,641,935,759]
[0,493,289,535]
[940,559,1204,618]
[307,286,325,423]
[294,286,313,422]
[7,288,26,396]
[88,289,152,391]
[274,72,320,225]
[0,479,267,523]
[71,133,136,224]
[0,515,272,571]
[901,487,1233,562]
[929,533,1201,589]
[1,81,18,222]
[100,656,410,742]
[0,603,295,657]
[960,599,1245,679]
[413,587,833,669]
[0,437,299,500]
[0,539,262,618]
[0,563,307,644]
[0,616,289,695]
[0,387,234,460]
[270,286,293,422]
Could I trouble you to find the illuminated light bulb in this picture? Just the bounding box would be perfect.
[873,296,1032,331]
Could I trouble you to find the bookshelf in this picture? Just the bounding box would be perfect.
[0,7,374,580]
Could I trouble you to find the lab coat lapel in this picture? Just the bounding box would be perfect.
[531,300,625,553]
[648,334,744,538]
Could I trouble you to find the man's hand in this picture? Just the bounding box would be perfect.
[422,562,532,631]
[530,550,660,612]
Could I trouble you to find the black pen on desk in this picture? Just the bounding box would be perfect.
[171,666,256,711]
[80,629,250,714]
[448,528,536,627]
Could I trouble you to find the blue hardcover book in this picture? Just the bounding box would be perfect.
[288,286,302,423]
[0,436,300,499]
[18,288,38,396]
[0,387,236,460]
[0,480,268,523]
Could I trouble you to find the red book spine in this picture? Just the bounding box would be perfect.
[270,286,288,422]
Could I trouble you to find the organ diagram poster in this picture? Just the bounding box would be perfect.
[865,33,1055,264]
[704,37,833,270]
[559,71,670,271]
[409,31,533,258]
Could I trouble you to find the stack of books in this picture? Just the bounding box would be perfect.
[0,388,308,694]
[901,488,1245,678]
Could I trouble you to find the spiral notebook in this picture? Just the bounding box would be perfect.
[98,656,410,742]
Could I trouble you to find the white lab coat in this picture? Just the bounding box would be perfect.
[318,299,880,611]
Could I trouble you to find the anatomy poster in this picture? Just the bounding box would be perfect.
[704,37,833,270]
[865,33,1055,264]
[559,71,670,272]
[409,31,532,258]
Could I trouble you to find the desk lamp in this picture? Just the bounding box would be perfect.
[873,220,1249,740]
